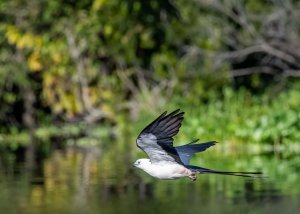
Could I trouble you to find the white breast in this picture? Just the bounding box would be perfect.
[142,162,189,180]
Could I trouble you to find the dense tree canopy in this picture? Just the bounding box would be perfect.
[0,0,299,130]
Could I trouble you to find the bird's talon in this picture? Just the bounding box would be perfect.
[189,172,197,181]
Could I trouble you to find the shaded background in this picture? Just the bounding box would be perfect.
[0,0,300,213]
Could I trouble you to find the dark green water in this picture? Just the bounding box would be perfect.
[0,141,300,214]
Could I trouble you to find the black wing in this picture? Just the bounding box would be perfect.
[136,109,184,164]
[175,140,217,165]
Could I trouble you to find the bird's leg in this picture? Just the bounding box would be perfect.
[188,172,197,181]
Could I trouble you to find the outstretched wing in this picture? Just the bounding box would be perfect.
[175,140,217,165]
[136,109,184,164]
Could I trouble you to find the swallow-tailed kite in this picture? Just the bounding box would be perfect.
[134,109,263,180]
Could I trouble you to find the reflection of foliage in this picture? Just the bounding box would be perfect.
[1,144,300,213]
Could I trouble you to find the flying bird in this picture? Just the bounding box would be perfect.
[134,109,263,180]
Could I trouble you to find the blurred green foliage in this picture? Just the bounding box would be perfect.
[0,0,299,147]
[176,87,300,146]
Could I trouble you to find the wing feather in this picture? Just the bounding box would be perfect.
[136,109,184,164]
[175,140,217,165]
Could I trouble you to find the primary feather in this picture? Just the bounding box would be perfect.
[136,109,184,164]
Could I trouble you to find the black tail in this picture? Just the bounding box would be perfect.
[187,165,266,178]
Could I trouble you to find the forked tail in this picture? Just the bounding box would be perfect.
[187,165,266,178]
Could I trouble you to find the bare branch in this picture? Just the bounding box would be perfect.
[229,66,276,77]
[65,24,92,112]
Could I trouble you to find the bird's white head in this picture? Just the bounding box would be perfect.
[133,158,151,170]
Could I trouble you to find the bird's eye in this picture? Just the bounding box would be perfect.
[137,161,140,164]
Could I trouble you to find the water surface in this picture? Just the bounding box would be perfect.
[0,140,299,214]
